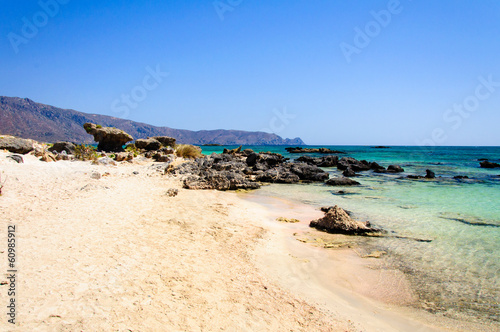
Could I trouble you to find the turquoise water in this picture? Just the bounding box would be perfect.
[202,145,500,322]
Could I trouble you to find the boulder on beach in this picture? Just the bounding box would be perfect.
[0,136,34,154]
[48,142,76,154]
[152,136,176,147]
[83,123,133,152]
[425,169,436,179]
[325,177,360,186]
[310,205,379,235]
[135,138,161,151]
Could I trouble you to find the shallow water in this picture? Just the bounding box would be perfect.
[203,145,500,322]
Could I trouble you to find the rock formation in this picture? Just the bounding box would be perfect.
[83,123,133,152]
[0,136,34,154]
[309,205,380,235]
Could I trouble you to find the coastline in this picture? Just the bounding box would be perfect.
[0,151,496,331]
[238,189,498,332]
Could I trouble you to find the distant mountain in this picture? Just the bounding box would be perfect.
[0,96,305,145]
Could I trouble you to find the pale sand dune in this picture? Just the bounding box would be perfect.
[0,152,494,331]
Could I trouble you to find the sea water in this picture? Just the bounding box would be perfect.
[202,145,500,322]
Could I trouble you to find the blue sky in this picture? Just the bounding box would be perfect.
[1,0,499,145]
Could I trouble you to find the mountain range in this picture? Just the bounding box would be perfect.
[0,96,304,145]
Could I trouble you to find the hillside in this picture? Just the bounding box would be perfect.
[0,96,304,145]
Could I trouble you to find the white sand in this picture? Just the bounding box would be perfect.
[0,152,495,331]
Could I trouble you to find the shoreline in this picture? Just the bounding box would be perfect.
[238,189,498,332]
[0,151,496,331]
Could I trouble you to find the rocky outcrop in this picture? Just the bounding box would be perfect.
[480,161,500,168]
[173,150,329,191]
[153,136,176,147]
[408,169,436,180]
[286,147,345,154]
[343,168,356,177]
[0,136,33,154]
[48,141,76,154]
[325,177,360,186]
[296,155,338,167]
[83,123,133,152]
[310,205,379,235]
[375,165,404,173]
[135,138,161,151]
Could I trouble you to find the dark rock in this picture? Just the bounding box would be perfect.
[310,205,379,235]
[152,136,176,147]
[407,175,424,180]
[480,161,500,168]
[0,137,33,154]
[387,165,404,173]
[453,175,469,179]
[83,123,133,152]
[425,169,436,179]
[246,153,259,166]
[159,146,175,154]
[184,171,260,190]
[256,168,301,184]
[48,142,76,154]
[325,177,360,186]
[7,155,23,163]
[296,155,338,167]
[135,138,161,151]
[241,149,255,156]
[370,162,385,171]
[290,163,329,181]
[343,167,356,177]
[153,153,174,163]
[371,146,390,149]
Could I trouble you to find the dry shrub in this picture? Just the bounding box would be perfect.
[74,144,98,161]
[175,144,202,159]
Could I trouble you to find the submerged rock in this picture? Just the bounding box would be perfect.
[325,177,360,186]
[310,205,380,235]
[425,169,436,179]
[480,160,500,168]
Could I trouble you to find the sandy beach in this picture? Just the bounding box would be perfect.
[0,152,495,331]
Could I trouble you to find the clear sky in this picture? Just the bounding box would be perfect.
[1,0,499,145]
